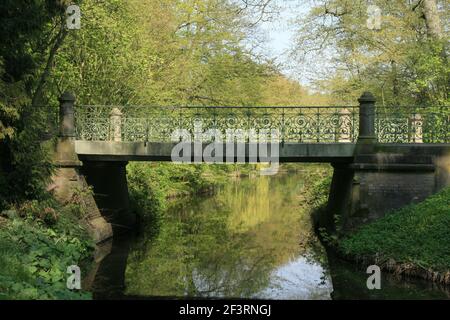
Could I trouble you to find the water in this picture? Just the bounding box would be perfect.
[92,171,450,300]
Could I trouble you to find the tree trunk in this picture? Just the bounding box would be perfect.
[422,0,443,39]
[31,21,68,108]
[391,61,400,104]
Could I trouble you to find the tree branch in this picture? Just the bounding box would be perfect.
[31,17,68,107]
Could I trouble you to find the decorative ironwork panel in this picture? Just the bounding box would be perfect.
[376,106,449,143]
[73,104,448,144]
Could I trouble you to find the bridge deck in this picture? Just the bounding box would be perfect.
[74,141,450,164]
[75,141,356,163]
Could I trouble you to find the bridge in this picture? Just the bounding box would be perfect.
[56,92,449,162]
[51,92,450,242]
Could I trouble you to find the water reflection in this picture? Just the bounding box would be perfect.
[122,173,332,299]
[92,171,450,300]
[257,256,332,300]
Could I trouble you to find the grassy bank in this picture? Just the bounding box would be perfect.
[0,199,94,299]
[302,171,450,285]
[338,188,450,284]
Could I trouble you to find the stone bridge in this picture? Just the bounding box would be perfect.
[52,92,450,241]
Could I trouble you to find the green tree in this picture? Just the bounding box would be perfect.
[0,0,73,206]
[293,0,449,105]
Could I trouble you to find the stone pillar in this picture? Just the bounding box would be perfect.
[59,92,76,138]
[410,113,423,143]
[110,107,123,142]
[338,108,352,143]
[357,92,377,144]
[51,92,113,243]
[55,92,80,167]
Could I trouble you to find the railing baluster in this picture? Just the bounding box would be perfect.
[316,107,320,143]
[281,108,285,146]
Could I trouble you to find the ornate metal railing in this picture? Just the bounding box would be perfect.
[376,106,449,143]
[74,105,360,143]
[71,104,449,144]
[32,90,443,145]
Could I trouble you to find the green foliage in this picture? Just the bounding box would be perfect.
[127,163,167,224]
[295,0,449,105]
[0,200,94,300]
[53,0,149,104]
[0,0,66,206]
[303,171,332,210]
[0,109,55,207]
[339,188,450,272]
[407,41,449,105]
[0,0,65,82]
[127,162,241,222]
[51,0,281,106]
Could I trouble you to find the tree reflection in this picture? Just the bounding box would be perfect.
[124,173,330,298]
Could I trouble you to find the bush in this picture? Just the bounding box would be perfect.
[127,163,167,224]
[0,106,56,209]
[0,200,94,300]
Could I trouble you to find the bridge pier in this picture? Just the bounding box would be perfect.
[51,92,113,243]
[343,147,450,230]
[81,161,135,230]
[326,93,450,232]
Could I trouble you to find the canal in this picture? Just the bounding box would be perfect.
[92,170,450,300]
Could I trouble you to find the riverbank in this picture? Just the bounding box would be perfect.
[305,172,450,286]
[337,187,450,285]
[0,199,94,299]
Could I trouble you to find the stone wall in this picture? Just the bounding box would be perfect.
[327,148,450,232]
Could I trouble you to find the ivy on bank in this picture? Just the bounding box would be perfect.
[0,199,94,300]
